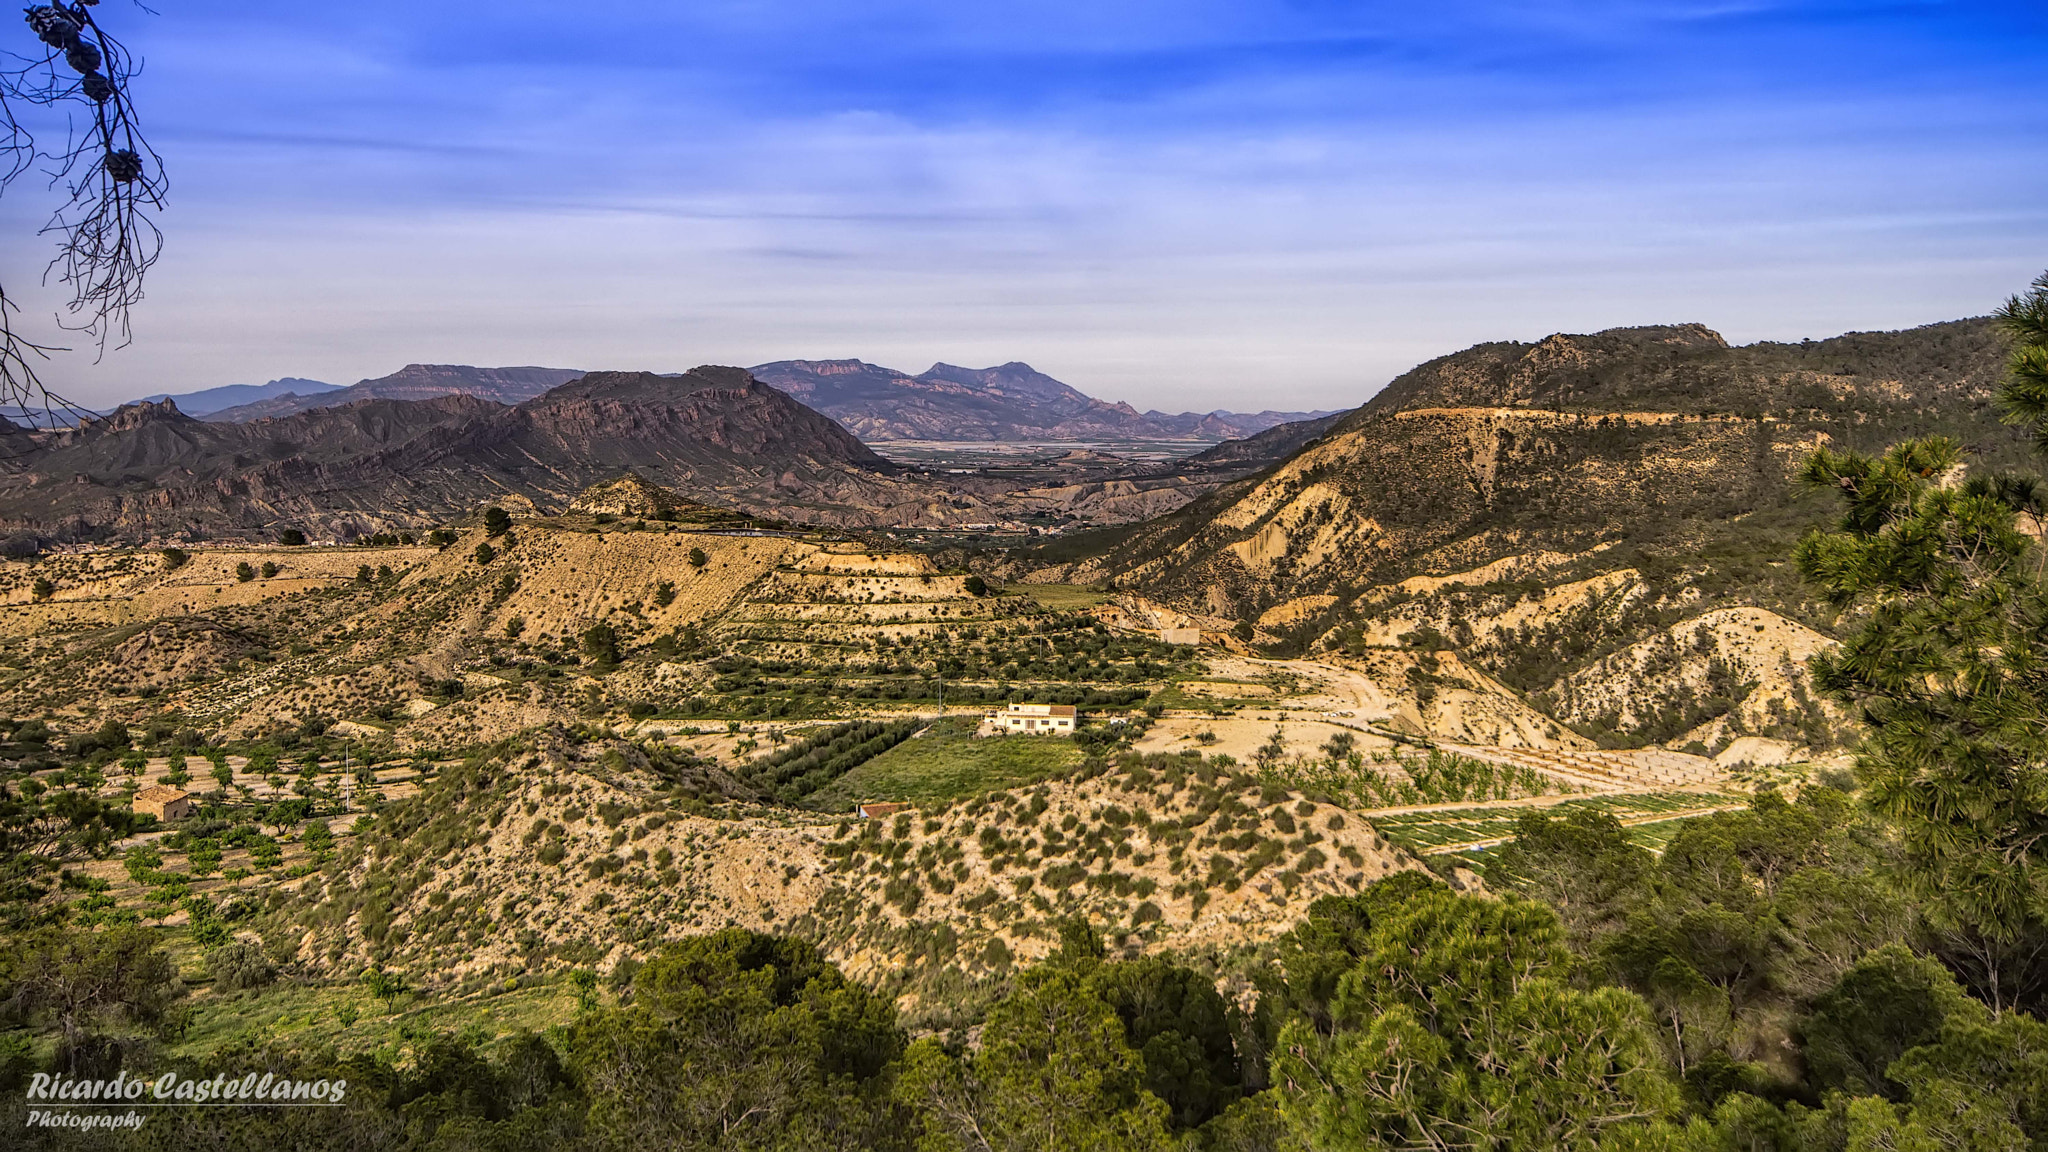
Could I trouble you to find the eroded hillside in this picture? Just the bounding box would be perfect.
[1018,319,2010,755]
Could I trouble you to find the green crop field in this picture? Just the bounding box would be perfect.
[169,975,584,1061]
[800,717,1087,810]
[1366,792,1739,854]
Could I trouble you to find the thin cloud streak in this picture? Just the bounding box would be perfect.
[13,0,2046,412]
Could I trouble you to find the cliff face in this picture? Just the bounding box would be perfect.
[0,369,898,542]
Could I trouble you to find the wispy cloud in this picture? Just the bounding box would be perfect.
[15,0,2048,411]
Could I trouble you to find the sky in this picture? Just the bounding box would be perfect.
[6,0,2048,413]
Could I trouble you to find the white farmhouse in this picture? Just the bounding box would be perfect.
[993,703,1077,734]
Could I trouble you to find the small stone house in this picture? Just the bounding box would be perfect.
[133,785,195,822]
[993,703,1077,735]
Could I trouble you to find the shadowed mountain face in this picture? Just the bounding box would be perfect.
[202,364,587,421]
[748,358,1331,441]
[0,368,899,543]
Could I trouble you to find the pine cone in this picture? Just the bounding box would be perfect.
[80,72,113,102]
[105,148,141,182]
[65,38,100,74]
[26,6,80,47]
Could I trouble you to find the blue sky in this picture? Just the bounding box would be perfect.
[7,0,2047,412]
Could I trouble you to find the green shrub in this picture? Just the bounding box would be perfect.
[206,940,276,990]
[1042,863,1087,889]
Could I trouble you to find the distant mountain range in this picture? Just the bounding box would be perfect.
[141,377,341,417]
[0,368,902,543]
[747,359,1331,441]
[198,365,588,422]
[121,359,1330,444]
[12,359,1331,545]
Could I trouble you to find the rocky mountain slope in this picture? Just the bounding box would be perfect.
[749,358,1330,441]
[202,364,586,422]
[1020,317,2014,752]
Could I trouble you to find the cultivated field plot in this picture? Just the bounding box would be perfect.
[171,975,584,1061]
[800,718,1086,810]
[1367,791,1740,854]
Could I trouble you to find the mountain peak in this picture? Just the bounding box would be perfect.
[924,360,1038,377]
[751,356,1344,442]
[90,398,192,433]
[137,376,340,418]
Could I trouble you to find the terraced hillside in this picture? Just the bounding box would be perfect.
[0,472,1823,1044]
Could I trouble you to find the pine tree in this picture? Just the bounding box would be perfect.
[1794,270,2048,1013]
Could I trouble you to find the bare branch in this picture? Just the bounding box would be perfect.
[0,2,166,415]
